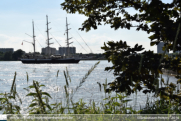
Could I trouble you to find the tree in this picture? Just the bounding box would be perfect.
[35,52,40,54]
[12,49,24,60]
[41,52,45,55]
[61,0,181,50]
[0,52,3,60]
[61,0,181,102]
[3,51,12,61]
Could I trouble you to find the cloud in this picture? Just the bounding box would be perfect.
[0,34,24,51]
[0,0,158,54]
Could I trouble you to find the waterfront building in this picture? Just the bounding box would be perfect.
[41,47,57,55]
[56,50,59,54]
[175,50,181,54]
[59,47,67,56]
[58,47,76,56]
[0,48,14,53]
[157,42,168,54]
[69,47,76,54]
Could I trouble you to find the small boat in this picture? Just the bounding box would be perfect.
[21,16,80,64]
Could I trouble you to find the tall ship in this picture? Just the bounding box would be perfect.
[21,16,80,64]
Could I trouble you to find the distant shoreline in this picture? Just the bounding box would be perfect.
[162,69,177,77]
[80,59,107,60]
[0,59,107,61]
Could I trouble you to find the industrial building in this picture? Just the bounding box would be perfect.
[69,47,76,55]
[175,50,181,54]
[0,48,14,53]
[41,47,57,55]
[59,47,76,56]
[157,42,168,54]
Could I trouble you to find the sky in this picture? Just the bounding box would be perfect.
[0,0,172,54]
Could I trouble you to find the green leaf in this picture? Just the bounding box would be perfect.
[26,72,29,84]
[122,99,132,103]
[23,88,29,92]
[56,70,59,77]
[39,85,45,87]
[32,99,38,102]
[8,96,15,99]
[41,92,52,98]
[150,42,157,46]
[0,98,6,101]
[112,102,121,106]
[26,93,37,97]
[28,85,35,89]
[45,104,52,110]
[29,103,38,107]
[157,69,163,74]
[14,105,21,110]
[0,106,3,110]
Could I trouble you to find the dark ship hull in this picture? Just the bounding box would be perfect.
[21,58,80,64]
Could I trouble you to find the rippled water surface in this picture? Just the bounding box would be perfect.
[0,61,177,113]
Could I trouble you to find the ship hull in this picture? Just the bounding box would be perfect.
[21,59,80,64]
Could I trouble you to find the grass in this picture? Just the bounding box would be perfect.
[0,61,181,117]
[0,61,134,115]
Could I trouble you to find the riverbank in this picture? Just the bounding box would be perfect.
[80,59,106,60]
[162,69,177,77]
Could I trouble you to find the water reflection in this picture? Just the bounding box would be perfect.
[0,61,178,113]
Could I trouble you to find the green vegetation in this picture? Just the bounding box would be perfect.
[61,0,181,114]
[1,1,181,119]
[0,62,181,116]
[0,49,24,61]
[75,53,106,60]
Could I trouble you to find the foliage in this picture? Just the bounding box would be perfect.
[0,52,3,59]
[3,51,12,61]
[0,49,24,61]
[140,98,181,114]
[1,63,181,115]
[12,49,24,60]
[70,61,100,100]
[24,81,52,114]
[0,61,103,114]
[61,0,181,104]
[0,61,135,115]
[0,72,21,114]
[61,0,181,46]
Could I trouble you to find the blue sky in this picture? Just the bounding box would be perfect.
[0,0,172,54]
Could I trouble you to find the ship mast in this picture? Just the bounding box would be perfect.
[66,17,73,58]
[24,21,36,57]
[46,15,53,56]
[32,21,36,57]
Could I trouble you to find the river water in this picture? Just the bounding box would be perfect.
[0,60,178,113]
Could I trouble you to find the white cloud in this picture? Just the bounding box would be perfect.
[0,0,158,54]
[0,34,24,50]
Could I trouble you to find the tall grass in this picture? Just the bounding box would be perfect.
[0,61,181,115]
